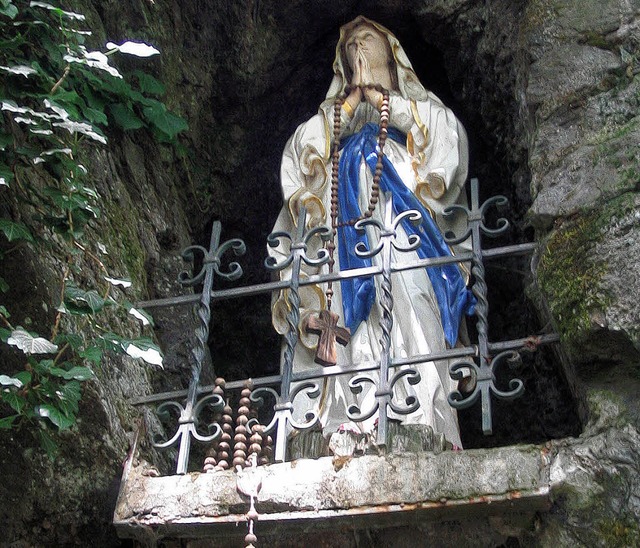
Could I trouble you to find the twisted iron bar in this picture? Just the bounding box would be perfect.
[153,221,246,474]
[444,179,523,434]
[349,195,423,447]
[134,179,552,467]
[264,207,329,461]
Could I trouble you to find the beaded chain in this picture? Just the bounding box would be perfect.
[325,84,390,311]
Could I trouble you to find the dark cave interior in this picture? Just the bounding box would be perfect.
[169,3,581,450]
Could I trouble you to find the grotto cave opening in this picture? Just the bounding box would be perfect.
[183,6,582,450]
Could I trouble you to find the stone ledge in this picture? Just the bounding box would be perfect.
[114,444,550,542]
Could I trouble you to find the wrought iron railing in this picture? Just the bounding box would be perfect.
[130,179,558,475]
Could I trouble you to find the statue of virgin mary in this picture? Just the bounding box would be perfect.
[269,16,475,450]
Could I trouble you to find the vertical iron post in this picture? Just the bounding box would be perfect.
[447,178,523,434]
[373,197,395,448]
[260,207,328,462]
[153,221,244,474]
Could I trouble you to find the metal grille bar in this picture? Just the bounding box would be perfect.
[133,179,557,474]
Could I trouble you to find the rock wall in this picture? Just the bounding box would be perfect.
[1,0,638,546]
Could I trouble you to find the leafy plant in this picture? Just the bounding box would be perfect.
[0,1,184,457]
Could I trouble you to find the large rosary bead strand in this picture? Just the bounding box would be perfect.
[233,394,251,468]
[203,377,226,473]
[216,398,234,471]
[262,432,274,464]
[256,424,270,466]
[247,423,264,467]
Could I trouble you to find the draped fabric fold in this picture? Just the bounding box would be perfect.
[337,123,475,347]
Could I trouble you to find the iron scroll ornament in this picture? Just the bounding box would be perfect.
[152,393,225,448]
[178,237,246,286]
[262,207,330,461]
[441,178,525,435]
[153,221,247,474]
[448,350,525,428]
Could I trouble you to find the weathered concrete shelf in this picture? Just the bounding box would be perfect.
[114,444,551,544]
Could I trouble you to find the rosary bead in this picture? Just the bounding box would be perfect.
[247,508,260,522]
[250,443,262,454]
[250,433,262,444]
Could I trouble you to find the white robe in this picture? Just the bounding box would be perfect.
[270,91,470,448]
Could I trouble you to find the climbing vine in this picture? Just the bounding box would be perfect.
[0,1,187,456]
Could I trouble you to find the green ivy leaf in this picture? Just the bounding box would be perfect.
[49,366,94,381]
[79,346,102,365]
[108,103,144,130]
[14,370,32,385]
[133,70,166,96]
[0,276,9,293]
[81,106,108,125]
[64,284,106,314]
[34,359,54,374]
[0,218,35,243]
[0,165,13,187]
[142,101,188,139]
[54,332,83,351]
[37,428,59,460]
[15,144,41,160]
[123,337,163,366]
[37,403,75,430]
[0,1,18,19]
[0,133,13,149]
[58,380,81,414]
[3,391,26,414]
[43,187,90,212]
[97,332,124,352]
[0,415,19,429]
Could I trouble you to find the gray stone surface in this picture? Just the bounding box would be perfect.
[114,444,550,542]
[2,0,640,546]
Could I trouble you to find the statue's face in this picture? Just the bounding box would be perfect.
[344,24,390,73]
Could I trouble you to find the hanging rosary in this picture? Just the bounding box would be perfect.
[305,84,390,367]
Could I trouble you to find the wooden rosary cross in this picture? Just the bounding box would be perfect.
[304,309,351,367]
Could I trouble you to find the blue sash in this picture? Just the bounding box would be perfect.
[337,122,475,347]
